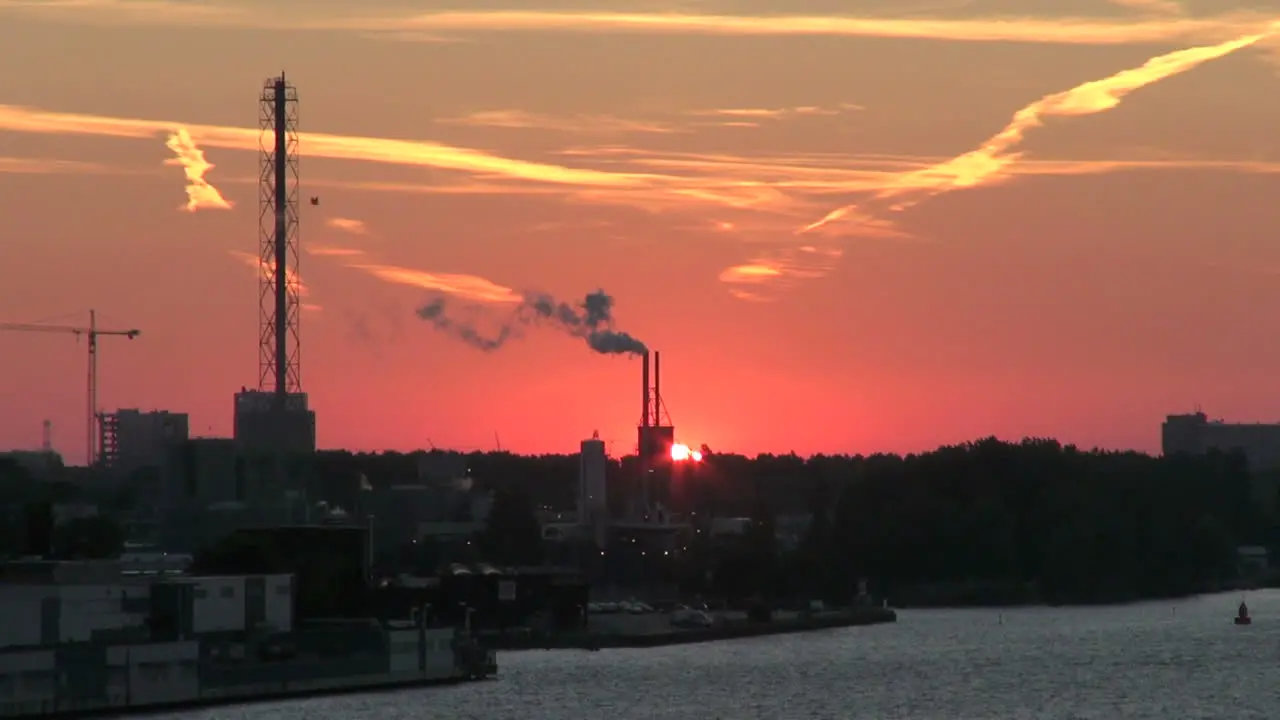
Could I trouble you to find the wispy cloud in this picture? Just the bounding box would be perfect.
[307,245,365,257]
[2,2,1274,47]
[434,104,859,138]
[0,104,827,214]
[802,30,1268,234]
[438,110,682,135]
[0,104,663,189]
[5,99,1278,227]
[349,264,523,305]
[163,128,232,212]
[0,155,139,176]
[227,250,320,312]
[1108,0,1185,17]
[0,0,249,25]
[556,145,1280,201]
[349,10,1275,47]
[325,216,367,235]
[718,246,846,301]
[354,31,468,44]
[689,104,862,121]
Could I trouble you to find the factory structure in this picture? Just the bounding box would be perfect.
[1162,410,1280,471]
[556,349,697,585]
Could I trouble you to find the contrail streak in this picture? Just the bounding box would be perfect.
[803,31,1268,234]
[163,128,232,212]
[3,1,1272,46]
[0,105,662,189]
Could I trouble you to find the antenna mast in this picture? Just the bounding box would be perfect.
[258,72,301,401]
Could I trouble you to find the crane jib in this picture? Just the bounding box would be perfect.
[0,313,141,465]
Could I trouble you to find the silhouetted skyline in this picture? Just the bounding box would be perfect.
[2,0,1280,463]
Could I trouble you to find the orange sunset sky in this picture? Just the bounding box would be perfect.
[3,0,1280,465]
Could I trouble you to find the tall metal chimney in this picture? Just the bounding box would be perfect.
[653,351,660,421]
[641,350,650,428]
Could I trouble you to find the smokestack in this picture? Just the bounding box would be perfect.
[654,351,660,423]
[641,351,650,428]
[273,73,289,402]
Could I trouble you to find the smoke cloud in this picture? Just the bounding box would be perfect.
[416,289,647,356]
[163,128,232,212]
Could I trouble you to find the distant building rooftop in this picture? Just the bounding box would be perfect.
[1163,411,1280,471]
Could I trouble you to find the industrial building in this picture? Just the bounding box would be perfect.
[232,390,315,458]
[637,351,676,516]
[1161,411,1280,471]
[0,559,293,712]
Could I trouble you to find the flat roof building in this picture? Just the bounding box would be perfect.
[1162,411,1280,471]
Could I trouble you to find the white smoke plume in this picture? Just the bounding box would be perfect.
[164,128,232,212]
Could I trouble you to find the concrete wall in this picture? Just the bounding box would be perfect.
[387,629,419,673]
[0,583,152,650]
[263,575,293,632]
[58,584,151,643]
[188,577,247,634]
[0,589,45,649]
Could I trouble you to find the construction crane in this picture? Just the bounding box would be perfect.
[0,310,140,466]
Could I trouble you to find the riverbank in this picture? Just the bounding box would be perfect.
[490,607,897,651]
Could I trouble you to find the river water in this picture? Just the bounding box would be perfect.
[162,590,1280,720]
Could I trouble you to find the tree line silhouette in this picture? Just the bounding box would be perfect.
[3,435,1275,606]
[313,438,1277,605]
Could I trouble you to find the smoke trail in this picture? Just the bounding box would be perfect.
[417,299,514,351]
[163,128,232,212]
[416,289,647,355]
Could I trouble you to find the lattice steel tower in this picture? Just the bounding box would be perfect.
[258,73,301,401]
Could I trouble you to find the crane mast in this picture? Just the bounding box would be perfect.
[0,309,140,465]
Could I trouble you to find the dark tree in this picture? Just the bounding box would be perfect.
[189,533,286,575]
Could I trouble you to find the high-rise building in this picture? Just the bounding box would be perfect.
[98,409,189,475]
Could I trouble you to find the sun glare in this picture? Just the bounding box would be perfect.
[671,443,703,462]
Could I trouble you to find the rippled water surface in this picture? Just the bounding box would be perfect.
[164,591,1280,720]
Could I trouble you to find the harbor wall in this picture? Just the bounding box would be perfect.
[493,607,897,650]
